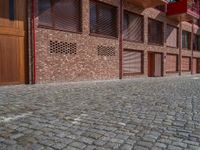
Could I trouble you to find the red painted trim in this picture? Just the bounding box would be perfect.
[32,0,36,84]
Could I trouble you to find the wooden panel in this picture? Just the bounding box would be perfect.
[182,57,191,71]
[123,50,143,75]
[166,54,178,73]
[0,0,27,85]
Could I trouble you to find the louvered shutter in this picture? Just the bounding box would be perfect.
[90,0,118,37]
[124,11,143,42]
[166,54,178,73]
[38,0,81,32]
[54,0,81,32]
[197,59,200,73]
[123,50,143,74]
[148,19,163,45]
[182,57,191,71]
[166,25,178,48]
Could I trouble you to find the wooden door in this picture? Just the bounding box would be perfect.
[0,0,27,85]
[154,53,162,77]
[148,52,163,77]
[148,52,155,77]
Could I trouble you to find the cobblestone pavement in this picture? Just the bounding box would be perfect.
[1,76,200,150]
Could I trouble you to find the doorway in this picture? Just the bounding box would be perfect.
[148,52,163,77]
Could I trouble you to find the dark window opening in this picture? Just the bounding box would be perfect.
[9,0,14,20]
[182,31,191,49]
[90,0,118,38]
[38,0,81,33]
[193,34,200,51]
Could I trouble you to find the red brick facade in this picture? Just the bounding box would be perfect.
[34,0,200,83]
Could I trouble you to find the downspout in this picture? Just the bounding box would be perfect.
[191,21,194,74]
[179,17,182,76]
[32,0,36,84]
[119,0,123,79]
[28,0,33,84]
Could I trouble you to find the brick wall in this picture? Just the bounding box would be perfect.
[34,0,200,83]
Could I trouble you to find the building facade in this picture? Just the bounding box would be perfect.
[0,0,200,85]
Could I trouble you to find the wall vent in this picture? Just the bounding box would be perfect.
[49,41,77,55]
[97,45,115,56]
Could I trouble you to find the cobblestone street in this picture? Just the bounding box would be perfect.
[1,76,200,150]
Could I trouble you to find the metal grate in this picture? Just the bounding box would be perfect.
[38,0,81,32]
[148,19,163,45]
[50,40,77,55]
[166,54,178,73]
[124,11,143,42]
[123,50,143,74]
[97,45,115,56]
[90,0,118,37]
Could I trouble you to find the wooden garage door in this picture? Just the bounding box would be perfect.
[0,0,27,85]
[193,58,197,74]
[123,50,143,75]
[166,54,178,73]
[182,57,191,72]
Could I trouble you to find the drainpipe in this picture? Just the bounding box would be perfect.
[179,17,182,76]
[32,0,36,84]
[119,0,123,79]
[191,20,194,74]
[28,0,33,84]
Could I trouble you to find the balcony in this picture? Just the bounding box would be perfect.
[167,0,200,21]
[126,0,168,8]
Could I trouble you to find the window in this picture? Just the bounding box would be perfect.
[165,25,178,48]
[123,50,144,75]
[193,34,200,51]
[38,0,81,32]
[148,19,163,45]
[124,11,143,42]
[182,31,191,49]
[90,0,118,38]
[9,0,14,20]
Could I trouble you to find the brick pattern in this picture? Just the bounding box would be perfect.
[35,0,200,83]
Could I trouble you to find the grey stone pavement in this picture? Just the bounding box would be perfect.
[1,76,200,150]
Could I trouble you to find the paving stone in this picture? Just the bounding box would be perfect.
[0,76,200,149]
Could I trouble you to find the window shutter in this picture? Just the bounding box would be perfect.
[148,19,163,45]
[90,0,118,37]
[166,54,178,73]
[193,58,197,73]
[123,50,143,74]
[38,0,81,32]
[124,11,143,42]
[182,57,191,71]
[166,25,178,48]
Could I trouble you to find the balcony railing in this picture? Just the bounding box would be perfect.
[167,0,200,21]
